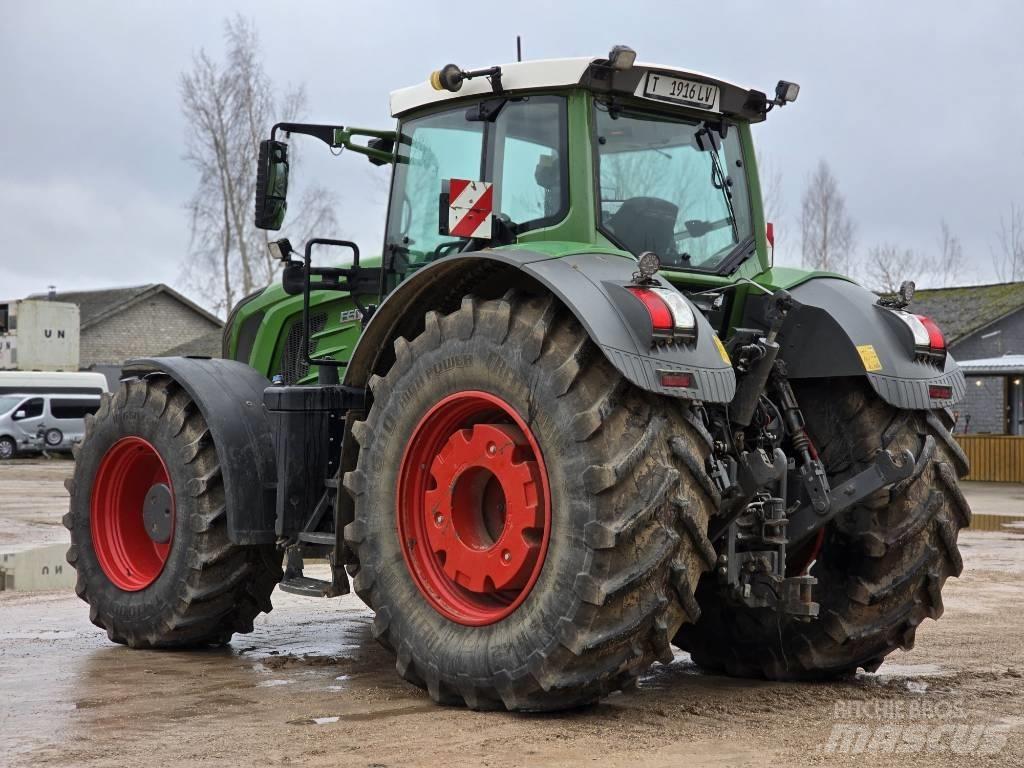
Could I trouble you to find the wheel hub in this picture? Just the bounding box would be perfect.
[397,391,551,626]
[142,483,174,544]
[425,423,543,593]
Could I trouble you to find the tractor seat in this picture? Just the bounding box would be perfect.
[606,196,679,259]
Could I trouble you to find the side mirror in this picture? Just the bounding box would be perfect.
[281,262,305,296]
[255,139,289,230]
[13,410,25,420]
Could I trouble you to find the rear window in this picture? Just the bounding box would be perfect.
[50,398,101,420]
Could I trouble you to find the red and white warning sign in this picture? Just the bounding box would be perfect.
[446,179,493,239]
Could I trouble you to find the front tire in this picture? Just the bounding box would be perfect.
[0,436,15,460]
[676,378,971,679]
[64,375,282,648]
[344,293,717,711]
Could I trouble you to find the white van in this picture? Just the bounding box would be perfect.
[0,372,108,459]
[0,370,108,396]
[0,393,103,458]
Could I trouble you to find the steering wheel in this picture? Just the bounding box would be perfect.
[675,217,733,239]
[428,240,465,261]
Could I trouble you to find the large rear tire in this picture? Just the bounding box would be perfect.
[344,293,717,711]
[675,378,971,679]
[64,375,282,648]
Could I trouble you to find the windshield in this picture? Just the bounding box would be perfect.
[594,104,752,271]
[0,396,24,415]
[384,96,567,272]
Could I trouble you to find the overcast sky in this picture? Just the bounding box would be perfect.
[2,1,1021,314]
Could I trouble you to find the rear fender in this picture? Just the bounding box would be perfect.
[344,249,736,402]
[124,357,277,545]
[746,278,966,410]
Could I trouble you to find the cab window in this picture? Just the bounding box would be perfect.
[594,104,753,272]
[385,96,567,273]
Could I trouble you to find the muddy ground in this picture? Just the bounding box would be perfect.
[1,458,1022,767]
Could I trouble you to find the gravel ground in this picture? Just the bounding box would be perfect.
[1,458,1022,767]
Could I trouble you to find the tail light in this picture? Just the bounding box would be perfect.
[917,315,946,350]
[626,286,697,343]
[888,310,946,364]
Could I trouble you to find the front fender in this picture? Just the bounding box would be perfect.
[751,278,965,410]
[344,249,736,402]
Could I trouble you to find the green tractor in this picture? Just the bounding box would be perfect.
[65,47,970,711]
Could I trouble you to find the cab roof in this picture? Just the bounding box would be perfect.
[389,56,764,120]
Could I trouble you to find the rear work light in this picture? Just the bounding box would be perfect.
[626,286,697,344]
[888,310,947,364]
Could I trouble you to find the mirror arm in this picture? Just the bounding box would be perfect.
[270,122,397,165]
[271,122,342,147]
[336,127,397,165]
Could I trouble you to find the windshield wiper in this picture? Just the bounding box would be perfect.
[697,125,738,240]
[709,149,737,239]
[716,235,756,276]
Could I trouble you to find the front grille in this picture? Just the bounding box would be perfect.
[281,312,327,384]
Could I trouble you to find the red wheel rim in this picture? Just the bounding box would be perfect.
[90,436,175,591]
[397,391,551,626]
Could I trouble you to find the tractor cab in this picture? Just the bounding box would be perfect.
[383,49,791,280]
[253,46,800,301]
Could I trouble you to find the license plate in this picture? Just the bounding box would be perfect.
[638,73,720,111]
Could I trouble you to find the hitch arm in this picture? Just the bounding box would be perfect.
[786,448,915,543]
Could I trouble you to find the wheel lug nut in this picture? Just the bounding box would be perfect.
[502,550,511,562]
[487,442,497,455]
[434,513,444,526]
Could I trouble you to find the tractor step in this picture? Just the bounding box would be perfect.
[278,575,333,597]
[297,531,335,545]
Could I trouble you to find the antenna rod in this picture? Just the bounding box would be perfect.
[516,35,522,62]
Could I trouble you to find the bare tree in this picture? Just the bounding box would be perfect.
[866,244,926,294]
[800,159,856,273]
[757,150,784,224]
[993,202,1024,282]
[935,218,963,287]
[756,149,785,257]
[181,16,338,314]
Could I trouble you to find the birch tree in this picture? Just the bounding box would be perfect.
[936,218,963,287]
[757,149,785,258]
[993,202,1024,282]
[866,244,924,294]
[800,159,856,273]
[181,15,338,314]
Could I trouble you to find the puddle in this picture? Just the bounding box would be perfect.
[0,543,77,592]
[638,649,705,689]
[864,663,947,678]
[288,704,435,725]
[256,679,293,687]
[969,513,1024,533]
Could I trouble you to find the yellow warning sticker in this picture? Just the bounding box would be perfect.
[856,344,883,372]
[713,335,731,365]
